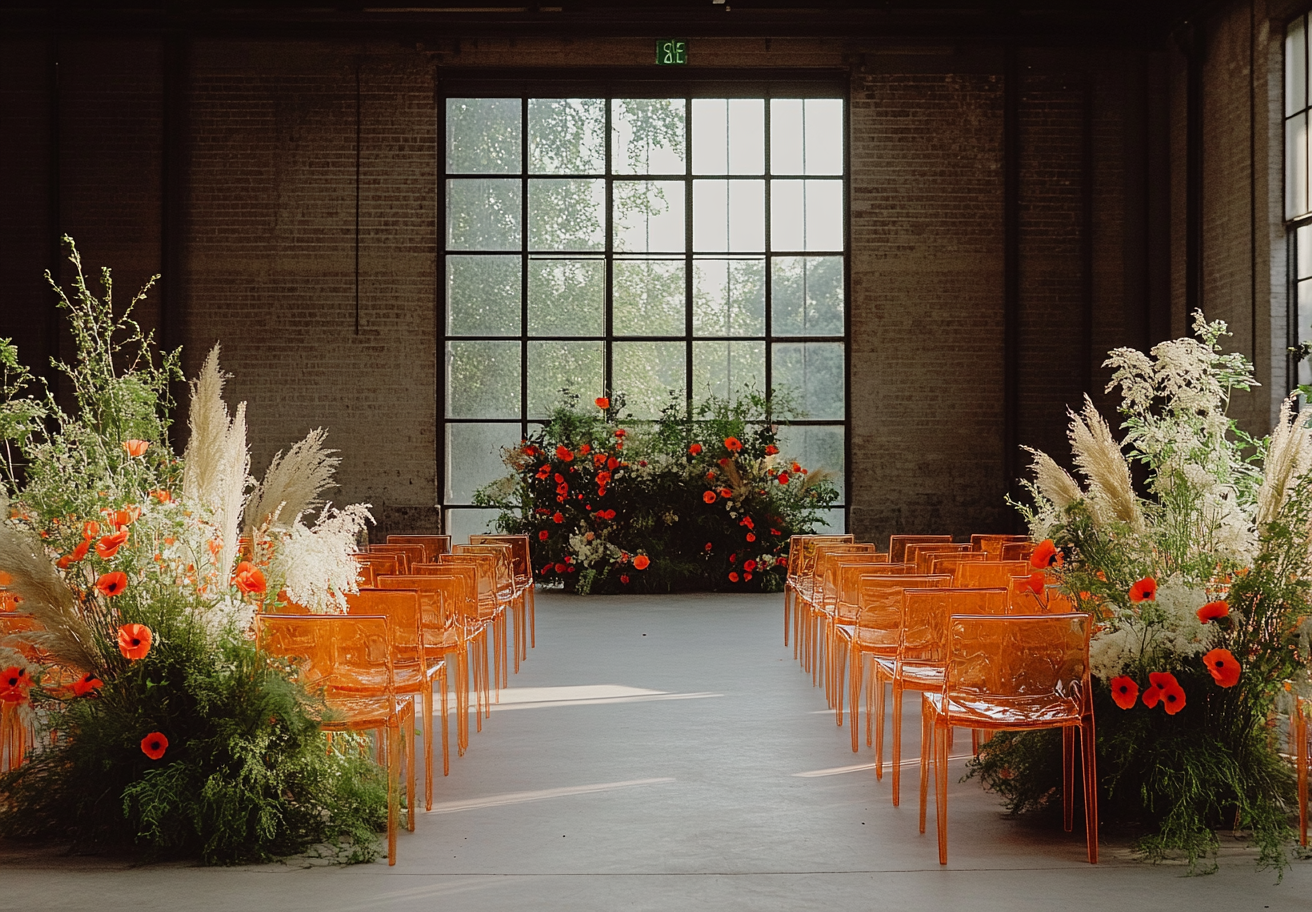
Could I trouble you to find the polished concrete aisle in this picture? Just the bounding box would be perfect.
[2,591,1310,911]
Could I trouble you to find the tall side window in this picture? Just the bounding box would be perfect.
[441,92,848,539]
[1287,14,1312,388]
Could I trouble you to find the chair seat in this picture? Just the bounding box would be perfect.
[924,691,1081,727]
[872,659,942,689]
[319,695,412,731]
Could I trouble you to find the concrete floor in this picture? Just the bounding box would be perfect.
[2,590,1310,911]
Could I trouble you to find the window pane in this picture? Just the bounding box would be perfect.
[692,340,764,401]
[772,180,843,252]
[771,98,843,176]
[612,341,686,419]
[612,98,686,175]
[772,341,844,420]
[445,507,502,539]
[1299,225,1312,281]
[527,340,604,419]
[528,98,606,174]
[447,255,520,336]
[614,259,686,336]
[694,258,765,336]
[808,508,846,534]
[447,179,521,250]
[771,99,805,175]
[445,423,523,502]
[1288,113,1309,220]
[772,256,844,336]
[614,180,686,253]
[446,341,520,418]
[1299,279,1312,386]
[693,180,765,252]
[529,179,605,251]
[1288,17,1307,117]
[775,424,845,499]
[446,98,520,174]
[528,258,604,336]
[692,99,764,175]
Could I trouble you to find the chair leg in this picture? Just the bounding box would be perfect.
[784,586,792,648]
[1062,725,1075,833]
[528,583,536,649]
[849,648,862,753]
[874,670,887,780]
[421,686,434,813]
[1298,709,1308,847]
[386,721,399,866]
[935,716,950,865]
[1081,715,1099,864]
[891,679,906,806]
[919,696,933,834]
[834,636,847,726]
[439,667,450,778]
[405,709,416,833]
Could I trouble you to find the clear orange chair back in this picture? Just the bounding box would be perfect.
[970,533,1030,558]
[1000,541,1036,561]
[927,552,988,577]
[468,534,532,582]
[374,576,452,643]
[257,613,395,703]
[793,535,855,583]
[899,588,1008,669]
[811,543,876,597]
[453,543,515,592]
[411,563,479,622]
[440,553,498,617]
[855,575,951,650]
[387,534,451,562]
[832,561,896,622]
[369,543,425,574]
[944,612,1090,719]
[954,560,1030,589]
[354,552,399,582]
[887,534,951,564]
[346,588,425,666]
[906,542,970,574]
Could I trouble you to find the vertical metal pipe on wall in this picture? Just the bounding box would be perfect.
[1003,44,1021,526]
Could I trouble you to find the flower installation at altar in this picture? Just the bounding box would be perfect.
[476,391,839,594]
[976,312,1311,871]
[0,239,386,863]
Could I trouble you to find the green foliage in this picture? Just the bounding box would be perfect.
[475,388,839,593]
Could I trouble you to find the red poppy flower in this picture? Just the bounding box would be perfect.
[764,444,779,455]
[523,445,539,457]
[719,487,733,499]
[777,472,790,485]
[1030,539,1063,570]
[118,623,152,660]
[580,444,592,455]
[633,555,650,570]
[703,491,717,504]
[149,489,172,503]
[555,445,574,462]
[1203,648,1241,687]
[1159,682,1186,714]
[97,571,129,598]
[615,428,626,438]
[95,529,130,559]
[552,512,564,523]
[743,560,757,572]
[114,506,141,528]
[140,732,169,760]
[705,542,713,551]
[72,673,103,697]
[72,540,91,563]
[744,571,753,581]
[1197,600,1229,624]
[539,530,549,540]
[1109,675,1138,709]
[791,462,802,474]
[620,575,630,584]
[1129,577,1157,603]
[123,439,150,457]
[728,572,740,582]
[1141,685,1161,709]
[596,472,612,486]
[729,553,737,563]
[689,443,702,455]
[554,562,567,573]
[607,456,619,470]
[233,561,267,595]
[746,532,756,542]
[595,397,610,409]
[1017,572,1045,595]
[724,437,742,452]
[82,520,100,540]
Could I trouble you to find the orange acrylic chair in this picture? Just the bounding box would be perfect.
[816,552,889,707]
[920,612,1097,865]
[1290,695,1309,847]
[1000,541,1036,562]
[833,574,951,754]
[412,562,492,743]
[887,535,951,564]
[469,533,536,659]
[256,613,416,865]
[444,548,512,692]
[353,552,399,584]
[457,541,523,675]
[927,552,988,578]
[387,534,452,562]
[870,588,1007,805]
[905,542,971,574]
[954,560,1030,589]
[346,588,449,810]
[369,543,425,574]
[803,542,878,682]
[970,533,1030,558]
[784,534,853,653]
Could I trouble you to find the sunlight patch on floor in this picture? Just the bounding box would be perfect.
[793,754,972,777]
[474,684,722,712]
[427,778,676,815]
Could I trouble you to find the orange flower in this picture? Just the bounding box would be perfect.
[595,397,610,409]
[718,487,733,499]
[95,529,130,559]
[552,511,564,523]
[1203,648,1241,688]
[233,561,267,595]
[82,520,100,541]
[1030,539,1063,570]
[1109,675,1138,710]
[777,472,790,485]
[1148,671,1185,714]
[614,428,626,438]
[764,444,778,455]
[539,530,549,540]
[97,571,129,598]
[117,623,152,659]
[743,559,757,572]
[580,444,591,456]
[140,732,169,760]
[555,445,574,462]
[1014,572,1044,595]
[689,443,702,455]
[596,471,612,486]
[1128,577,1157,603]
[1197,601,1229,624]
[703,490,717,504]
[620,574,630,584]
[723,437,742,452]
[747,532,756,542]
[149,489,172,504]
[113,506,140,528]
[71,673,103,697]
[554,562,567,573]
[728,571,740,582]
[1141,685,1161,709]
[123,439,149,457]
[633,555,650,570]
[791,462,802,473]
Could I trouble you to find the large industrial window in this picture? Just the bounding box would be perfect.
[440,91,847,538]
[1287,14,1312,388]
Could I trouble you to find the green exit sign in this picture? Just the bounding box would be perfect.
[656,39,687,66]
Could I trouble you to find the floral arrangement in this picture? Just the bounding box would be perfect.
[475,391,839,594]
[975,312,1312,871]
[0,240,386,863]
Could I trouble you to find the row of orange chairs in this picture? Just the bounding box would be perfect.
[783,533,1097,866]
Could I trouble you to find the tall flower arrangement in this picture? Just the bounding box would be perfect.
[977,312,1312,870]
[0,239,384,863]
[476,391,839,594]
